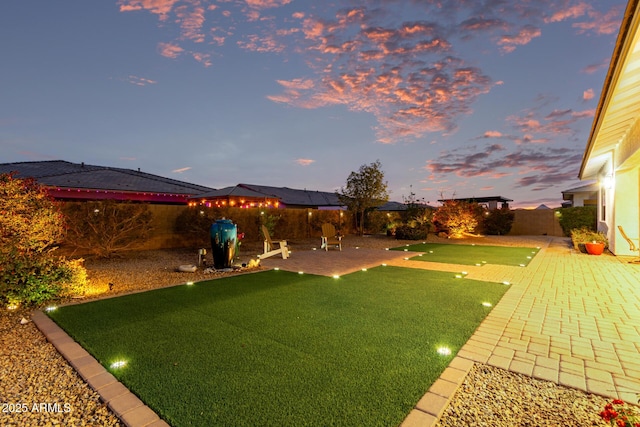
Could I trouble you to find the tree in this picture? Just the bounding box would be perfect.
[62,200,154,258]
[338,160,389,236]
[433,199,485,238]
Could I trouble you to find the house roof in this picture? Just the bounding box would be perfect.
[437,196,513,203]
[561,183,599,194]
[580,0,640,179]
[239,183,342,207]
[190,183,343,208]
[0,160,214,200]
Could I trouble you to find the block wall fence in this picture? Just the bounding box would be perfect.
[61,205,565,253]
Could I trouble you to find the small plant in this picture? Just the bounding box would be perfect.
[600,399,640,427]
[570,227,608,250]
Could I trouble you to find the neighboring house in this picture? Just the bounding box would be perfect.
[0,160,214,204]
[192,183,344,210]
[561,183,598,207]
[579,0,640,257]
[436,196,512,210]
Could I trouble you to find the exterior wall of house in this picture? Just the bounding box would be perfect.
[612,166,640,256]
[571,192,597,207]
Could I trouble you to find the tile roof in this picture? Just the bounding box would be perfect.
[0,160,214,195]
[239,183,342,207]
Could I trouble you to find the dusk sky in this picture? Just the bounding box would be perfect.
[0,1,626,208]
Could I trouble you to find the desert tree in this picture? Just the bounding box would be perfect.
[338,160,389,236]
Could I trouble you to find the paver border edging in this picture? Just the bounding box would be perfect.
[31,310,170,427]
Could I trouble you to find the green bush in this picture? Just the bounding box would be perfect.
[556,206,597,236]
[394,225,428,240]
[0,173,87,306]
[482,207,515,235]
[1,252,68,306]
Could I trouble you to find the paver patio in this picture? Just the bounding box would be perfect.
[33,236,640,427]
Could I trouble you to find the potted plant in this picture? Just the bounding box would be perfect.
[570,227,608,255]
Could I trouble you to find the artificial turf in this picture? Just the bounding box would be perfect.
[391,242,540,266]
[48,266,508,427]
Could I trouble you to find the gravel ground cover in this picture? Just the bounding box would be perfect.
[1,233,618,426]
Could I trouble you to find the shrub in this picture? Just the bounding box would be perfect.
[570,227,608,250]
[62,200,154,258]
[0,252,88,306]
[394,225,428,240]
[556,206,597,236]
[0,173,86,306]
[482,207,515,235]
[0,172,64,256]
[433,200,485,238]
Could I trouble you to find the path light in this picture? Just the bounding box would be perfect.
[381,263,387,267]
[482,302,492,307]
[45,306,57,312]
[110,360,127,369]
[502,281,511,285]
[385,248,389,251]
[7,304,18,310]
[186,281,194,286]
[274,267,280,271]
[475,263,481,266]
[332,275,340,279]
[418,254,423,257]
[519,264,525,267]
[404,248,408,252]
[298,271,304,275]
[361,268,367,272]
[527,256,531,259]
[455,274,462,279]
[404,257,409,260]
[461,271,468,275]
[429,250,433,253]
[437,346,452,356]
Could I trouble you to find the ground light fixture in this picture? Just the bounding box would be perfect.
[45,306,57,312]
[332,275,340,279]
[298,271,304,275]
[7,304,18,310]
[482,302,492,307]
[361,268,367,272]
[186,281,194,286]
[437,346,452,356]
[502,281,511,285]
[110,360,127,369]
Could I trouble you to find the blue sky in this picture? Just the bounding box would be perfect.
[0,0,626,207]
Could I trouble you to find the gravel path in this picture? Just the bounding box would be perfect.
[0,234,620,426]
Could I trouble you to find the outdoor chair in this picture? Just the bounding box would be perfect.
[617,225,640,264]
[259,225,289,259]
[321,223,342,251]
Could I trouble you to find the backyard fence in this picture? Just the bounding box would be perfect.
[60,204,565,254]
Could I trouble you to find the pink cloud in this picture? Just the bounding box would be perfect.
[483,130,503,138]
[582,58,610,74]
[573,5,624,35]
[544,3,590,23]
[295,158,315,166]
[158,42,184,58]
[126,75,157,86]
[245,0,292,9]
[118,0,178,20]
[583,88,594,100]
[498,25,541,53]
[172,167,191,173]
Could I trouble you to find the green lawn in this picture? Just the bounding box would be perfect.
[49,267,508,427]
[391,243,540,266]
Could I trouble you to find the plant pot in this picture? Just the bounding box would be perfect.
[585,242,605,255]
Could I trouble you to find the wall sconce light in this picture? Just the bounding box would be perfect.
[602,174,614,189]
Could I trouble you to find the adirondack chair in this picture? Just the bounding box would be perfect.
[321,223,342,251]
[259,225,288,259]
[618,225,640,263]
